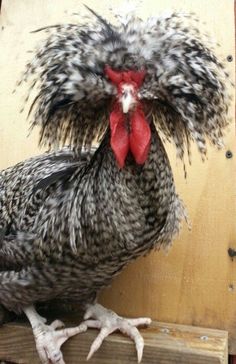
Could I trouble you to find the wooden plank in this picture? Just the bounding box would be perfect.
[0,0,235,355]
[0,319,228,364]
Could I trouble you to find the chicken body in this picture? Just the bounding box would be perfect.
[0,127,183,313]
[0,7,231,363]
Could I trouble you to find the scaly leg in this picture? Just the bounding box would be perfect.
[23,305,87,364]
[83,303,151,362]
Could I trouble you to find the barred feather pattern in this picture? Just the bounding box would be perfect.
[0,8,230,314]
[20,10,231,159]
[0,128,185,312]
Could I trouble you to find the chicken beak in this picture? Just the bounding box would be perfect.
[121,90,135,114]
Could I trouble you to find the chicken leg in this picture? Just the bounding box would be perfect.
[82,303,151,362]
[23,305,87,364]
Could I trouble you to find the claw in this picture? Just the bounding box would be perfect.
[123,325,144,363]
[86,327,112,360]
[83,303,151,362]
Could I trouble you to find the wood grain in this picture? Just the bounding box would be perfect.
[0,319,228,364]
[0,0,235,355]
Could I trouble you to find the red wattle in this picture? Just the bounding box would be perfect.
[109,105,129,168]
[106,67,149,167]
[129,107,151,165]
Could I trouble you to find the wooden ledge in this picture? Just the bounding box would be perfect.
[0,319,228,364]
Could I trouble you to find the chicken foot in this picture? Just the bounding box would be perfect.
[82,303,151,362]
[23,305,87,364]
[24,303,151,363]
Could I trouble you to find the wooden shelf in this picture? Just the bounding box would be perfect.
[0,319,228,364]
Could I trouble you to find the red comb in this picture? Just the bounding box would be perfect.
[105,66,146,88]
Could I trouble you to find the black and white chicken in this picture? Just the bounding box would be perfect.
[0,6,230,364]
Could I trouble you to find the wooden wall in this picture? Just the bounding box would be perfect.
[0,0,236,354]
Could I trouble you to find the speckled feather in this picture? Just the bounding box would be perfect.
[0,9,230,314]
[20,9,231,158]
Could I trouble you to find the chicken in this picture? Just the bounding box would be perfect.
[0,6,230,364]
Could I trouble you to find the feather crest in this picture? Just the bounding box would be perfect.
[21,8,231,159]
